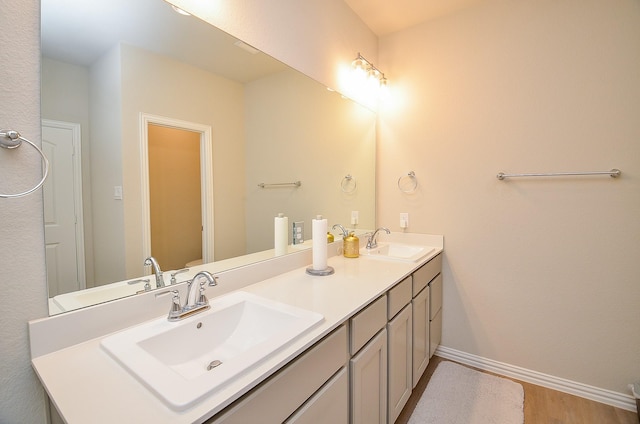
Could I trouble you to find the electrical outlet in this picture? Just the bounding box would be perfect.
[400,212,409,228]
[114,186,123,200]
[351,211,359,225]
[292,221,304,245]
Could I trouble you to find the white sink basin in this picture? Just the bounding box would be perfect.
[101,291,323,411]
[360,243,435,263]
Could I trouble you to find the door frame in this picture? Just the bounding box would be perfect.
[42,118,87,291]
[139,113,214,265]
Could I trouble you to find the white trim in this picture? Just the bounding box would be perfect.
[42,119,86,290]
[139,113,214,265]
[435,345,637,412]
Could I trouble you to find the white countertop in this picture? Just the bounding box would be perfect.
[31,234,443,424]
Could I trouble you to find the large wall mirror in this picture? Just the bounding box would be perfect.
[41,0,376,315]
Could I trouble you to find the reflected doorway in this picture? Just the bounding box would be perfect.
[140,113,214,271]
[42,119,86,296]
[148,125,202,270]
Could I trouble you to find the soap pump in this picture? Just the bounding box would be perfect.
[332,224,359,258]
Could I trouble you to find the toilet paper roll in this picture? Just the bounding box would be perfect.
[311,215,328,270]
[274,213,288,256]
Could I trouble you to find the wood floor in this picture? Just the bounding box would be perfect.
[396,356,638,424]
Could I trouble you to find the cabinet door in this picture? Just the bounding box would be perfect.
[412,286,429,388]
[430,309,442,358]
[286,367,348,424]
[429,274,443,319]
[350,329,387,424]
[387,304,412,424]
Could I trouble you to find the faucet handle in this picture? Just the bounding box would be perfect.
[197,284,208,306]
[168,291,182,320]
[170,268,190,285]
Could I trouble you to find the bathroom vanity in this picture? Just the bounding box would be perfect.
[29,234,443,423]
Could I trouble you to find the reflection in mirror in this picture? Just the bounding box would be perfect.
[41,0,376,315]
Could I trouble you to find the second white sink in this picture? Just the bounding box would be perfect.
[101,291,323,411]
[360,243,435,262]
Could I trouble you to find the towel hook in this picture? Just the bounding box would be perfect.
[0,129,50,198]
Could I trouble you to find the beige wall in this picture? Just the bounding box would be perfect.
[41,58,96,286]
[89,45,127,285]
[244,69,376,251]
[378,0,640,394]
[120,44,247,275]
[0,1,49,422]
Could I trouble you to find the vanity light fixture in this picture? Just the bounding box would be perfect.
[352,53,388,88]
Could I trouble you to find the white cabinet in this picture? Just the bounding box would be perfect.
[411,253,442,387]
[350,329,388,424]
[209,253,442,424]
[387,303,412,423]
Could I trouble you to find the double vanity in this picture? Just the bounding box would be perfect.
[29,233,443,423]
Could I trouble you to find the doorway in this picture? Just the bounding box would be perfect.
[140,114,214,269]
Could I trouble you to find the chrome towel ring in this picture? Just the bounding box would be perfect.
[341,174,357,193]
[398,171,418,193]
[0,129,50,198]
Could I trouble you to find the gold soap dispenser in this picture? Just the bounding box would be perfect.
[332,224,359,258]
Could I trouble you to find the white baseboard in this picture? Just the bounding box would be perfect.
[435,345,637,413]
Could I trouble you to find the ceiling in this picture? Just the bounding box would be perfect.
[343,0,493,35]
[41,0,286,83]
[42,0,494,82]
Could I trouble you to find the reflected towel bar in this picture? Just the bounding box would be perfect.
[497,169,621,180]
[258,181,302,188]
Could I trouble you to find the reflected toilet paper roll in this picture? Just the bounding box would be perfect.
[311,215,328,270]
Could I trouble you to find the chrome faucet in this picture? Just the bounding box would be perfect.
[168,270,217,321]
[144,256,165,288]
[366,227,390,249]
[332,224,349,238]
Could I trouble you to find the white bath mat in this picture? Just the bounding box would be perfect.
[409,361,524,424]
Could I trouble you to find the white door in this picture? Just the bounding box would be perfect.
[42,120,86,296]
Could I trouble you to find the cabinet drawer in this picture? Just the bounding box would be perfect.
[429,274,443,319]
[387,276,412,320]
[350,295,387,355]
[212,325,348,423]
[412,253,442,296]
[285,367,348,424]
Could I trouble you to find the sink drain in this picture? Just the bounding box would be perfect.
[207,360,222,371]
